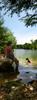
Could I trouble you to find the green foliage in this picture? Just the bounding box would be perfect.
[0,0,37,26]
[0,0,32,14]
[16,39,37,49]
[31,39,37,49]
[22,13,37,27]
[0,18,17,53]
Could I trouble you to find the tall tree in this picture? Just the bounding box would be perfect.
[0,0,37,26]
[0,18,17,52]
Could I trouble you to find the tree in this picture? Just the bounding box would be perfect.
[0,18,17,52]
[31,39,37,49]
[0,0,37,26]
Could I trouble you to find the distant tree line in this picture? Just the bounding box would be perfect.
[16,40,37,49]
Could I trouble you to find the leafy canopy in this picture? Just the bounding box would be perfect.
[0,0,37,26]
[0,18,16,52]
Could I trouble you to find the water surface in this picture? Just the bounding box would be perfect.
[0,49,37,84]
[14,49,37,66]
[14,49,37,83]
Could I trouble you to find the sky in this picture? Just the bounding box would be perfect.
[2,12,37,44]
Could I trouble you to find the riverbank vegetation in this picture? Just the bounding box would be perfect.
[16,39,37,49]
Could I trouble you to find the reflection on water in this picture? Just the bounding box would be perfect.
[14,49,37,66]
[14,49,37,58]
[0,64,37,84]
[14,49,37,83]
[17,64,37,84]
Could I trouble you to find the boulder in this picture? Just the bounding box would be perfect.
[0,57,19,73]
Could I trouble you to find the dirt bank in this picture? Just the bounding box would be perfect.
[0,80,37,100]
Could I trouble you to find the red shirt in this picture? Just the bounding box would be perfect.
[4,46,12,55]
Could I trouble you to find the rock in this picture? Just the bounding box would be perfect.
[0,58,19,73]
[28,85,33,91]
[0,61,14,73]
[28,80,37,84]
[26,72,29,74]
[0,80,37,100]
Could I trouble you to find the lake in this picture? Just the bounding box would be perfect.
[14,49,37,66]
[14,49,37,83]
